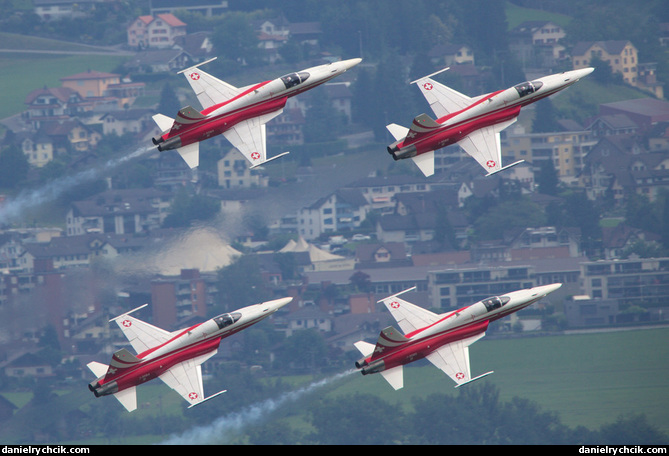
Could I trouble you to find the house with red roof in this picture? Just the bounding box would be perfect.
[127,13,187,49]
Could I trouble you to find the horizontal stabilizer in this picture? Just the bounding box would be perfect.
[354,340,375,358]
[113,386,137,412]
[87,361,108,378]
[152,114,174,132]
[177,142,200,169]
[386,123,409,141]
[411,151,435,177]
[381,365,404,390]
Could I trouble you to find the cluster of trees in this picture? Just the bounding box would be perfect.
[6,362,666,445]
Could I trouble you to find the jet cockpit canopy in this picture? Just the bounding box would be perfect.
[214,312,242,330]
[482,296,511,312]
[514,80,543,97]
[281,71,310,89]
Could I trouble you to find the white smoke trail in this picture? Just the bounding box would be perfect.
[0,146,152,224]
[160,369,356,445]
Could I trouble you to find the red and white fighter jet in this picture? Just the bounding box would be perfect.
[386,67,594,177]
[354,283,562,389]
[152,57,361,169]
[87,297,292,412]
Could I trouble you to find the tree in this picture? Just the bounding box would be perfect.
[211,12,262,67]
[277,329,328,372]
[536,159,559,196]
[303,92,343,143]
[217,255,270,311]
[349,270,371,292]
[157,83,181,118]
[598,414,668,444]
[532,98,560,133]
[309,393,405,444]
[162,189,220,228]
[0,146,29,189]
[472,198,547,240]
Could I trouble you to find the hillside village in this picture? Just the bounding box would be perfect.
[0,0,668,394]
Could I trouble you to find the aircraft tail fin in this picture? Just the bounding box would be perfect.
[371,326,410,361]
[170,106,206,136]
[105,348,142,381]
[405,113,441,145]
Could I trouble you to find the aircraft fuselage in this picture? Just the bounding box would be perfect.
[358,284,561,376]
[89,297,291,399]
[155,58,362,155]
[388,68,594,165]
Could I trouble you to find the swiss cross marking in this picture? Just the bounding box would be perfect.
[122,320,132,327]
[390,301,400,309]
[456,372,465,380]
[251,152,261,160]
[486,160,496,168]
[190,72,200,80]
[423,82,433,91]
[189,392,199,400]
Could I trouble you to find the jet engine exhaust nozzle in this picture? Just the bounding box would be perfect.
[157,136,182,152]
[90,380,119,398]
[361,359,385,375]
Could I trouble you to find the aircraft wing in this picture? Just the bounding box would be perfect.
[379,294,439,335]
[426,332,493,387]
[222,110,285,167]
[159,351,220,407]
[111,306,171,355]
[457,118,517,175]
[179,58,240,110]
[412,76,473,119]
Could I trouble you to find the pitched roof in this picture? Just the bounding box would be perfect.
[61,70,119,81]
[572,40,634,57]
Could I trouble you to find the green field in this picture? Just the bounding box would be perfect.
[1,327,666,444]
[0,54,129,119]
[327,327,669,434]
[505,1,573,30]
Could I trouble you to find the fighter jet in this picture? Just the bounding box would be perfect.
[386,67,594,177]
[152,57,362,169]
[354,283,562,389]
[87,297,292,412]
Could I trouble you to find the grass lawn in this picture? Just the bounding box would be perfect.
[505,1,573,30]
[327,327,669,435]
[0,54,129,119]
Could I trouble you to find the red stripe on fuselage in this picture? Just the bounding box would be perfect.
[370,319,489,368]
[437,89,505,124]
[200,80,273,116]
[398,86,565,153]
[112,336,222,392]
[98,315,267,389]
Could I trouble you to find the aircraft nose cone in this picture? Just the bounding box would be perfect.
[536,283,562,296]
[263,297,293,312]
[341,58,362,70]
[575,67,594,79]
